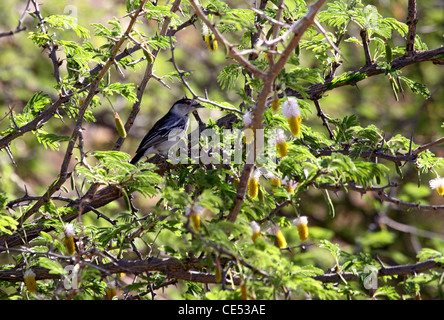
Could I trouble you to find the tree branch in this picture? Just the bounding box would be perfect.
[314,259,442,284]
[405,0,417,58]
[0,256,241,286]
[285,46,444,100]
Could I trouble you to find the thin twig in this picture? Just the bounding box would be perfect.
[405,0,417,57]
[314,19,346,62]
[360,28,372,66]
[112,0,183,152]
[377,190,444,211]
[0,0,31,38]
[313,99,334,140]
[168,37,243,114]
[17,0,150,224]
[189,0,267,80]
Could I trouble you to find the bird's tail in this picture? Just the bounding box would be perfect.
[130,152,143,165]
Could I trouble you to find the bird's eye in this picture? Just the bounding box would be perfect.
[186,101,191,105]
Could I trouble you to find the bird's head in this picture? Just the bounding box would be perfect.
[170,98,203,116]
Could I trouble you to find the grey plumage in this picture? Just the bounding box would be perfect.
[130,98,203,165]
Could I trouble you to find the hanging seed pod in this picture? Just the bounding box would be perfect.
[206,33,218,52]
[105,281,117,300]
[114,112,127,138]
[23,269,37,294]
[273,226,287,249]
[271,92,280,113]
[248,177,259,199]
[250,221,261,243]
[276,129,287,158]
[294,216,309,242]
[214,258,222,283]
[240,281,248,300]
[281,98,302,136]
[63,224,76,255]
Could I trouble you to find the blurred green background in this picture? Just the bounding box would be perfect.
[1,0,444,298]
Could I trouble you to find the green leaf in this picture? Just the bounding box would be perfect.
[0,212,18,235]
[327,72,368,90]
[399,76,431,99]
[217,65,243,89]
[38,257,67,275]
[44,15,90,39]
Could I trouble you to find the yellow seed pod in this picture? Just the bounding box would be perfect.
[63,224,76,255]
[288,115,302,136]
[294,216,308,242]
[244,127,254,145]
[24,270,37,294]
[286,185,295,194]
[190,212,201,232]
[250,221,261,243]
[64,236,76,255]
[205,34,218,52]
[215,259,222,283]
[429,178,444,196]
[274,227,287,249]
[114,112,127,138]
[270,177,281,190]
[248,178,259,199]
[271,94,280,113]
[240,281,248,300]
[437,185,444,196]
[105,282,117,300]
[277,141,288,158]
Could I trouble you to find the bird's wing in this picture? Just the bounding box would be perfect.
[135,114,187,154]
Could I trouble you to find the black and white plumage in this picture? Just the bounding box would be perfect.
[130,98,203,165]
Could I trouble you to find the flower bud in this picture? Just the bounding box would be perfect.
[250,221,261,243]
[202,24,218,52]
[105,281,117,300]
[281,97,302,136]
[240,281,248,300]
[271,93,280,113]
[214,258,222,283]
[294,216,309,242]
[272,226,287,249]
[282,178,298,195]
[276,129,288,158]
[24,269,37,294]
[187,205,204,232]
[63,224,76,255]
[114,112,127,138]
[429,177,444,196]
[243,112,254,144]
[248,169,261,199]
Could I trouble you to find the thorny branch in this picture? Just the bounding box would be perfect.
[0,0,31,38]
[16,0,151,225]
[405,0,417,57]
[1,0,444,297]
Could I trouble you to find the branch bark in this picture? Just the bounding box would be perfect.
[0,256,242,286]
[314,259,442,284]
[405,0,417,58]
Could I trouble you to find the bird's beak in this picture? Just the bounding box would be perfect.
[192,101,204,109]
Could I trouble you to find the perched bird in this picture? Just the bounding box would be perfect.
[130,98,203,165]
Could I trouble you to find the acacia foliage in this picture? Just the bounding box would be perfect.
[0,0,444,300]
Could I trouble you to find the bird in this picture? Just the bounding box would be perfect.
[130,98,203,165]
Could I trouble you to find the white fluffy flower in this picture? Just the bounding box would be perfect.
[281,97,300,119]
[243,111,253,128]
[63,224,75,238]
[429,177,444,196]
